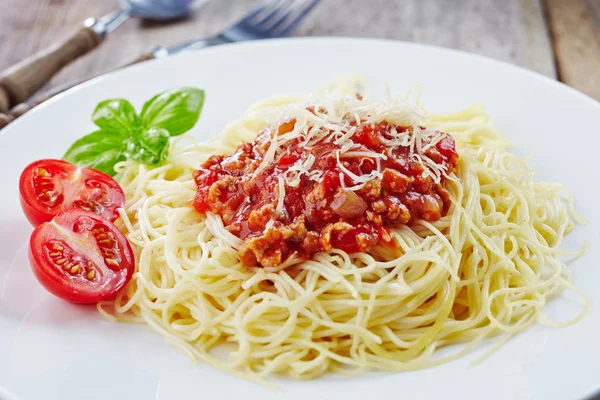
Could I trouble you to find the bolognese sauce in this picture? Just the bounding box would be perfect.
[192,115,458,267]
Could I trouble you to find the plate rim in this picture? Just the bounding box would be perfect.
[2,36,600,141]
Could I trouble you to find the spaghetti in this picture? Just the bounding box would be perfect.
[99,79,589,382]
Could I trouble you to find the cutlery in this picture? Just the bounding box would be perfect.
[0,0,321,129]
[0,0,198,113]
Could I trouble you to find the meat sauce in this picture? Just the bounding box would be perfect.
[192,120,458,267]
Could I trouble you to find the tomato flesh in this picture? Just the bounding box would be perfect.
[19,159,125,226]
[29,209,135,304]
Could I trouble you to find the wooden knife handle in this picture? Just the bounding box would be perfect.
[0,26,102,113]
[127,51,158,66]
[0,88,62,129]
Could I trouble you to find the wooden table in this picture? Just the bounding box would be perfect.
[0,0,599,100]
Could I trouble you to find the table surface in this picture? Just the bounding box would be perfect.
[1,1,599,399]
[0,0,599,100]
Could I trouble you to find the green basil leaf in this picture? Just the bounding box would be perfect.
[63,130,127,176]
[92,99,139,133]
[62,87,205,175]
[140,88,205,136]
[126,127,170,166]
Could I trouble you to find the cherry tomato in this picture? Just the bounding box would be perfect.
[19,159,125,226]
[29,209,135,304]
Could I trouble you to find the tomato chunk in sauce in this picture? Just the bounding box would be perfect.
[192,119,458,267]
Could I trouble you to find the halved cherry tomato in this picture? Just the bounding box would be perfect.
[29,209,135,304]
[19,159,125,226]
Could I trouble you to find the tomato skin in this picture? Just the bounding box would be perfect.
[20,193,47,228]
[19,159,125,227]
[29,209,135,304]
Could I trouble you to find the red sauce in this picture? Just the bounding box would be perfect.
[192,120,458,267]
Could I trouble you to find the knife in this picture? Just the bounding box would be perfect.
[0,39,222,129]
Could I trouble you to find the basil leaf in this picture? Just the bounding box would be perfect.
[63,87,205,175]
[126,127,170,166]
[63,130,127,176]
[92,99,139,133]
[140,88,205,136]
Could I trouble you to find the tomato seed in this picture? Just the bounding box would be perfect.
[86,270,96,280]
[106,258,119,267]
[55,258,66,265]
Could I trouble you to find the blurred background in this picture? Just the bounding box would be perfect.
[0,0,598,99]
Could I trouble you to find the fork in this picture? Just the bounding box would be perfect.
[151,0,321,55]
[0,0,321,129]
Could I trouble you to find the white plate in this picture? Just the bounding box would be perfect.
[1,38,599,400]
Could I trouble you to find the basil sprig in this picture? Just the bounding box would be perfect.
[63,87,205,176]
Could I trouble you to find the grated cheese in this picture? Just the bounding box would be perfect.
[251,90,451,194]
[266,175,287,230]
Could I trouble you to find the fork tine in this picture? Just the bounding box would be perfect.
[269,0,320,36]
[252,0,294,25]
[219,0,320,43]
[237,1,276,24]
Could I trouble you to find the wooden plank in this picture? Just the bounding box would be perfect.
[294,0,557,77]
[545,0,600,100]
[0,0,556,95]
